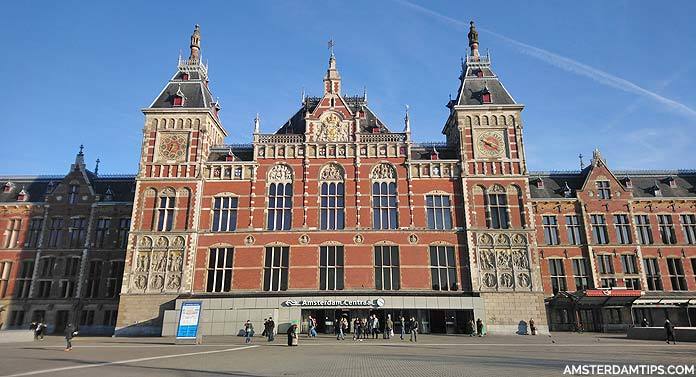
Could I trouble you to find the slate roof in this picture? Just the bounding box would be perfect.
[529,170,696,199]
[149,69,215,109]
[208,145,255,162]
[0,174,135,203]
[451,59,516,107]
[410,143,459,160]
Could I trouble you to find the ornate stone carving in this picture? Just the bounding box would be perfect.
[139,236,153,248]
[478,233,493,246]
[511,233,527,245]
[166,275,181,290]
[268,164,293,183]
[168,252,182,272]
[153,252,167,272]
[313,112,349,142]
[156,236,169,248]
[495,234,510,246]
[134,275,147,290]
[136,253,150,272]
[517,273,531,288]
[353,234,364,244]
[408,234,418,245]
[172,236,185,249]
[371,163,396,180]
[499,273,514,288]
[320,163,344,181]
[244,235,255,246]
[150,275,165,290]
[480,249,496,270]
[496,250,512,269]
[482,272,497,288]
[512,249,529,269]
[299,234,310,244]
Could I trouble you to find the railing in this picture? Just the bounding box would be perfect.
[177,56,208,76]
[466,52,491,66]
[257,134,304,143]
[360,133,407,143]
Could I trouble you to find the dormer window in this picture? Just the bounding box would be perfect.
[624,177,633,189]
[481,92,491,103]
[430,148,440,160]
[476,69,483,78]
[173,95,184,107]
[563,182,573,198]
[596,181,611,199]
[535,179,544,189]
[652,181,662,197]
[371,126,380,134]
[17,189,27,202]
[2,182,12,193]
[667,176,677,188]
[104,187,114,201]
[181,73,189,81]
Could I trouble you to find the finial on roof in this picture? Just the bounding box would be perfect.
[95,158,100,176]
[468,21,479,58]
[563,181,572,198]
[404,105,410,133]
[79,144,84,155]
[301,88,306,104]
[579,153,584,169]
[324,39,341,94]
[72,144,85,172]
[592,148,604,166]
[363,86,368,102]
[189,24,201,64]
[254,113,260,134]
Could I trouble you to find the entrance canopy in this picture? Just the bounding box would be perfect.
[546,289,643,307]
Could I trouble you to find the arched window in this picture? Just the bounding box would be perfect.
[319,164,345,230]
[371,163,398,230]
[267,164,293,231]
[157,189,175,231]
[487,185,509,229]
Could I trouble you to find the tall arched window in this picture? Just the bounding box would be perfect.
[487,185,509,229]
[371,163,398,230]
[267,164,293,231]
[319,163,345,230]
[157,188,176,231]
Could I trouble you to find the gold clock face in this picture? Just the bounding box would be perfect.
[158,133,188,161]
[477,131,506,158]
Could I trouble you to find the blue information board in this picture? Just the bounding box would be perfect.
[176,301,202,339]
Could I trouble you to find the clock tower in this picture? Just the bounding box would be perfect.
[443,21,547,334]
[116,25,228,335]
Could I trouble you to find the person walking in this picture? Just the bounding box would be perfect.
[244,320,254,344]
[353,318,359,340]
[266,317,275,341]
[468,319,476,336]
[476,318,483,337]
[385,314,393,339]
[372,315,380,339]
[337,317,347,340]
[664,319,676,344]
[409,317,418,342]
[37,321,46,340]
[308,316,317,338]
[366,316,373,339]
[400,316,406,340]
[262,318,268,338]
[64,324,77,351]
[287,323,298,346]
[529,318,536,335]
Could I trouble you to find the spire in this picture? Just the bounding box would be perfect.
[404,105,411,133]
[592,148,604,166]
[189,24,201,64]
[254,113,260,134]
[71,144,86,172]
[468,21,480,58]
[94,158,100,176]
[579,153,584,170]
[323,39,341,95]
[363,86,368,103]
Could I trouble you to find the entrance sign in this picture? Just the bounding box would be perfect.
[176,301,202,339]
[283,298,384,307]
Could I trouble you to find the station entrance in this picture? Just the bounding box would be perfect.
[300,308,474,334]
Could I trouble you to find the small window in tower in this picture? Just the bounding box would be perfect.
[181,73,189,81]
[3,182,12,193]
[17,190,27,202]
[476,70,483,78]
[173,95,184,107]
[330,98,335,107]
[482,93,492,103]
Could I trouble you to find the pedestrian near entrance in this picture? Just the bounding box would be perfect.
[287,323,298,346]
[266,317,275,341]
[366,316,373,339]
[641,317,649,327]
[244,320,254,344]
[385,314,393,339]
[409,317,418,342]
[468,319,476,336]
[664,319,676,344]
[529,318,536,335]
[400,316,406,340]
[337,317,347,340]
[64,324,77,351]
[308,316,317,338]
[476,318,483,337]
[372,315,380,339]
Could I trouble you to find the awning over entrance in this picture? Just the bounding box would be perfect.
[633,296,696,307]
[545,289,643,307]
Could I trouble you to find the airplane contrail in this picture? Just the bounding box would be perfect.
[395,0,696,119]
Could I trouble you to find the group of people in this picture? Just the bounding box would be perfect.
[30,320,47,340]
[322,314,420,342]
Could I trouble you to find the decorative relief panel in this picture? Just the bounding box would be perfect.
[131,235,185,293]
[320,163,344,181]
[268,164,293,183]
[476,232,531,292]
[312,112,349,142]
[371,163,396,180]
[157,133,189,162]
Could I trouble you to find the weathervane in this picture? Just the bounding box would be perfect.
[328,39,335,57]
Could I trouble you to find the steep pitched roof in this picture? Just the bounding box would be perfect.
[452,55,516,107]
[149,69,215,109]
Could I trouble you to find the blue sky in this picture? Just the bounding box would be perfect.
[1,0,694,175]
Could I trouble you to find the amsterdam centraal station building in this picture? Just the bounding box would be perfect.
[1,24,695,336]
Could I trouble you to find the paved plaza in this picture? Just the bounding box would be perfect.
[0,333,694,377]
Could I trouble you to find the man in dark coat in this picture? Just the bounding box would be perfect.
[664,319,676,344]
[64,324,77,351]
[287,323,298,346]
[476,318,483,337]
[266,317,275,341]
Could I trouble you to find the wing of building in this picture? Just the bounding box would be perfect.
[1,23,694,336]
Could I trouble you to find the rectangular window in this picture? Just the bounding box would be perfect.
[643,258,663,291]
[429,245,457,291]
[68,217,87,248]
[613,214,632,244]
[320,245,344,290]
[68,184,79,204]
[624,278,641,290]
[666,258,687,291]
[634,215,653,245]
[658,215,677,244]
[105,261,124,298]
[263,246,289,291]
[426,195,453,230]
[600,278,617,288]
[206,248,234,293]
[103,310,118,326]
[596,254,614,274]
[0,261,11,298]
[38,257,55,278]
[590,215,609,244]
[9,310,25,327]
[28,218,43,248]
[4,219,22,248]
[36,280,52,298]
[157,196,175,231]
[596,181,611,199]
[212,197,238,232]
[63,257,80,277]
[372,182,398,230]
[548,259,567,294]
[14,260,33,298]
[80,310,95,326]
[488,193,509,229]
[94,218,110,248]
[542,215,560,245]
[84,260,102,298]
[59,279,76,298]
[116,218,130,249]
[620,254,638,274]
[320,183,345,230]
[267,183,292,231]
[681,214,696,244]
[565,215,583,245]
[374,245,400,290]
[572,259,590,290]
[48,217,64,248]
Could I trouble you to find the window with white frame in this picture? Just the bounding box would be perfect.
[643,258,663,291]
[320,245,344,290]
[68,184,79,204]
[426,195,453,230]
[542,215,560,245]
[371,163,398,230]
[620,254,638,274]
[571,259,590,290]
[658,215,677,244]
[634,215,653,245]
[4,219,21,248]
[105,260,124,297]
[374,245,400,290]
[68,217,87,248]
[14,260,33,298]
[27,218,43,248]
[681,214,696,244]
[429,245,457,291]
[267,164,293,231]
[596,254,614,274]
[596,181,611,199]
[613,214,632,244]
[94,218,110,248]
[157,195,175,231]
[263,246,289,291]
[319,164,345,230]
[212,197,238,232]
[666,258,687,291]
[565,215,583,245]
[548,259,567,294]
[590,215,609,244]
[487,187,509,229]
[206,248,234,293]
[0,261,11,298]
